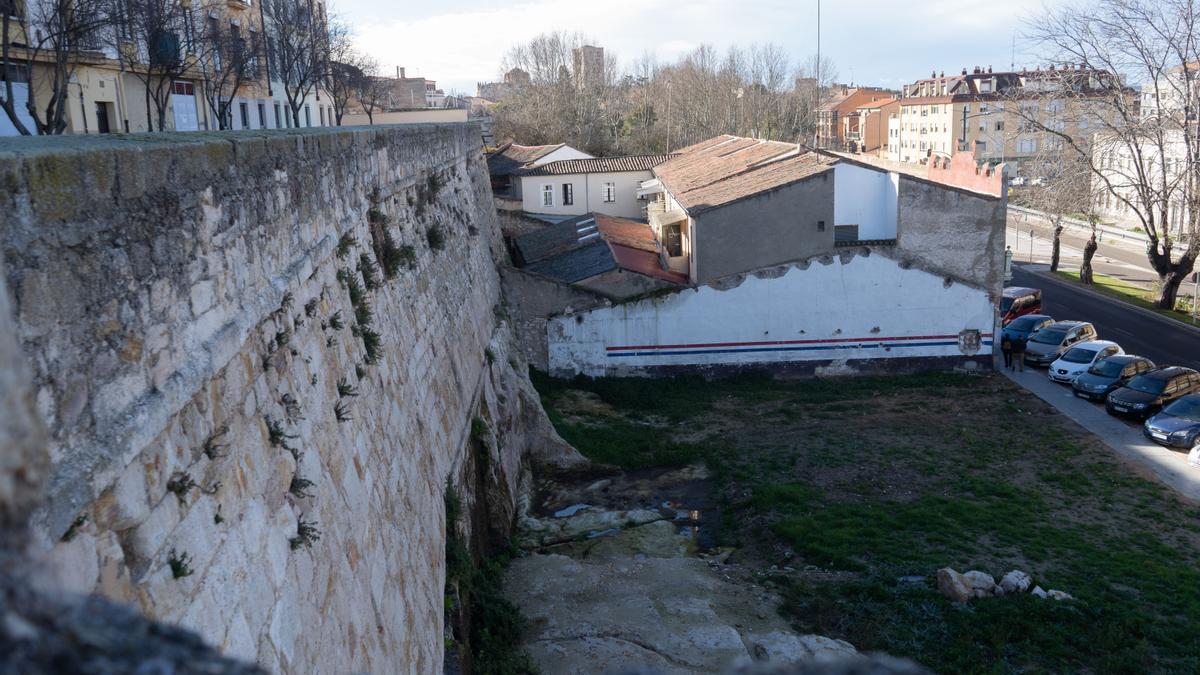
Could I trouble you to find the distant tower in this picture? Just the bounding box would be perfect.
[572,45,605,89]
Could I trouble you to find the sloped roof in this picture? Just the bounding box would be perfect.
[514,213,687,286]
[514,154,675,177]
[653,136,840,213]
[486,142,565,177]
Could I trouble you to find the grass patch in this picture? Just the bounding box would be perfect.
[1054,270,1197,326]
[532,368,1200,672]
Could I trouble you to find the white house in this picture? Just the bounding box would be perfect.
[514,154,675,219]
[486,143,594,197]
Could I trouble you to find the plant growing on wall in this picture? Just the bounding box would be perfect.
[290,518,321,550]
[168,549,193,579]
[427,225,447,252]
[379,230,407,280]
[289,475,315,498]
[327,311,345,331]
[359,253,381,291]
[305,298,320,317]
[337,378,359,397]
[334,399,353,422]
[361,328,383,364]
[281,394,304,422]
[166,473,198,502]
[266,417,300,460]
[336,233,357,259]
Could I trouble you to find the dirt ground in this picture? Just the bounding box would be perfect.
[527,370,1200,674]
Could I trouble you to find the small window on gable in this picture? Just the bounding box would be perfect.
[817,220,826,232]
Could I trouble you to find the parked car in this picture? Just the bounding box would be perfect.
[1071,355,1157,401]
[1047,340,1123,384]
[1143,394,1200,449]
[1001,314,1054,344]
[1023,321,1098,367]
[1106,367,1200,419]
[1001,287,1043,325]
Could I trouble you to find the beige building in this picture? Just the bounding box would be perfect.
[893,65,1123,169]
[1,0,335,136]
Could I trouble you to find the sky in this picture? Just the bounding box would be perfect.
[339,0,1074,94]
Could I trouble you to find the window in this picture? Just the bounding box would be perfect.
[663,222,683,257]
[319,107,325,126]
[816,220,826,232]
[541,184,553,207]
[1018,138,1038,153]
[274,103,282,129]
[258,103,267,128]
[975,140,987,153]
[834,225,859,242]
[239,101,249,129]
[304,105,311,127]
[995,121,1004,131]
[603,182,616,202]
[561,183,574,206]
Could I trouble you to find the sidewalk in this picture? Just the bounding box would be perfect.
[1001,366,1200,502]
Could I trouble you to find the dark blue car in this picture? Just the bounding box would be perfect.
[1144,394,1200,449]
[1001,314,1054,343]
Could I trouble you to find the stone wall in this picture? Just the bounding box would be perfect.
[0,124,572,672]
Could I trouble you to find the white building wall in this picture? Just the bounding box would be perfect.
[519,170,654,218]
[548,253,994,376]
[833,163,899,239]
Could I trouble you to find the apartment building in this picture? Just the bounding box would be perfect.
[0,0,335,136]
[816,85,895,151]
[893,65,1125,168]
[842,97,899,156]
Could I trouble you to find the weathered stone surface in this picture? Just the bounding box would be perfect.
[962,570,996,598]
[998,570,1032,595]
[936,568,973,603]
[1047,589,1074,601]
[1031,585,1049,598]
[747,631,858,663]
[0,125,579,672]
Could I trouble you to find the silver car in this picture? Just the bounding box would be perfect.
[1023,321,1098,367]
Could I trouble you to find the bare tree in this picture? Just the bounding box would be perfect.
[355,57,386,124]
[195,14,257,130]
[324,18,359,125]
[1024,0,1200,308]
[262,0,329,127]
[1,0,111,134]
[1014,145,1098,273]
[112,0,196,132]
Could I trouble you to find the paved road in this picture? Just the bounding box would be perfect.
[1006,210,1199,307]
[1011,264,1200,371]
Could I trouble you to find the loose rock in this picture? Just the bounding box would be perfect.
[936,568,973,603]
[962,570,996,598]
[998,570,1032,595]
[1047,589,1073,601]
[1031,585,1048,598]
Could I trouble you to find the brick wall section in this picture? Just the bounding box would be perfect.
[0,125,573,672]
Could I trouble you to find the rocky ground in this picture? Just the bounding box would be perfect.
[503,465,865,674]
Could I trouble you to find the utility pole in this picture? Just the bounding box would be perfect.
[666,79,673,153]
[813,0,820,148]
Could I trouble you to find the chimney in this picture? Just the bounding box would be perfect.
[400,67,406,78]
[939,71,944,78]
[396,66,399,78]
[961,67,967,75]
[987,65,992,73]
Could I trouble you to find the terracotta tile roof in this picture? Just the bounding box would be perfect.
[514,212,686,286]
[653,136,839,213]
[486,142,565,177]
[514,154,675,176]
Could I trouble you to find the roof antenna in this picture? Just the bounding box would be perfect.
[1011,32,1016,71]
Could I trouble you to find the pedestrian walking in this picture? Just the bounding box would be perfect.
[1011,335,1026,372]
[1000,335,1013,370]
